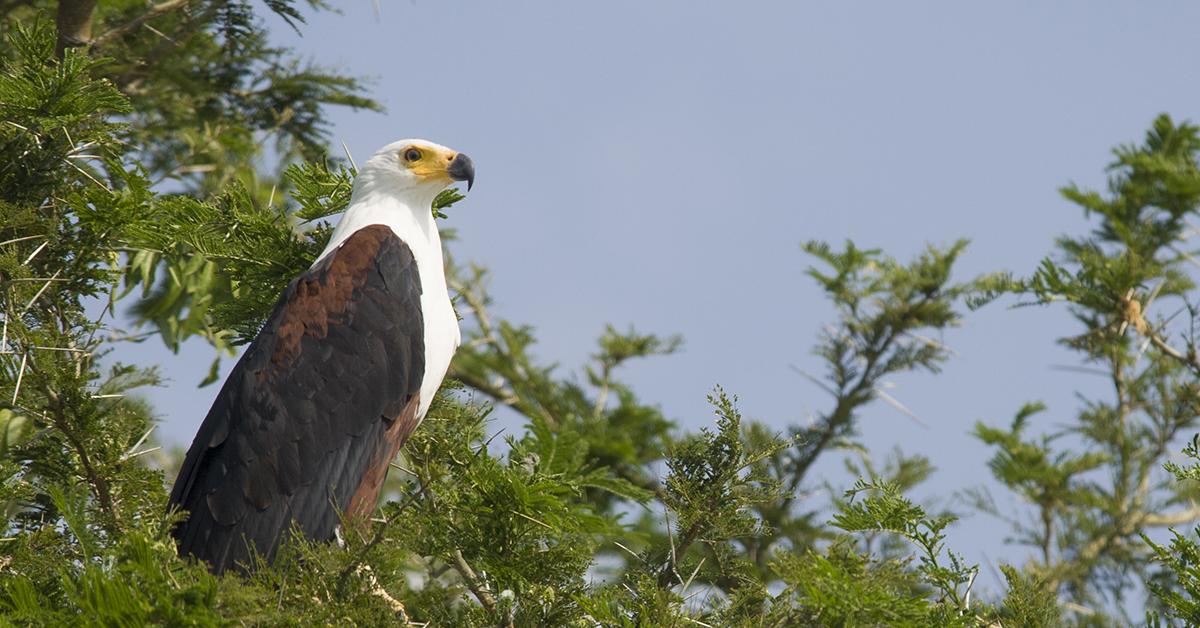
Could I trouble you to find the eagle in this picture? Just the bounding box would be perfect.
[168,140,474,574]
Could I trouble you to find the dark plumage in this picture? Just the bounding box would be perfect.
[168,225,426,574]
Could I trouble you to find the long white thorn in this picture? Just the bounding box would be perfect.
[963,567,978,611]
[873,384,930,428]
[64,158,109,191]
[11,353,27,405]
[21,241,48,266]
[788,363,837,397]
[681,557,705,594]
[21,269,62,314]
[611,540,645,564]
[0,235,44,248]
[342,141,358,172]
[904,330,959,357]
[126,426,154,455]
[121,446,161,462]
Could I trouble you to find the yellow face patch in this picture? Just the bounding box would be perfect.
[399,144,458,182]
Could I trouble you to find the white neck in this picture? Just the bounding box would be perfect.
[316,167,445,264]
[313,166,461,418]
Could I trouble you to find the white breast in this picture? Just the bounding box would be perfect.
[411,238,461,417]
[316,196,460,419]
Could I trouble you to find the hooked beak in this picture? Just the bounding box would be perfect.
[448,153,475,191]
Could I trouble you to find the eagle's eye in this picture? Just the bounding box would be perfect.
[403,148,422,163]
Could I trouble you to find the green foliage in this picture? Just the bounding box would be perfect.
[1146,523,1200,625]
[996,565,1062,628]
[972,115,1200,618]
[727,239,986,578]
[6,2,1200,625]
[1146,435,1200,625]
[767,542,959,627]
[448,258,680,509]
[833,479,976,614]
[972,402,1110,559]
[797,238,976,469]
[0,19,128,204]
[0,16,164,541]
[379,389,624,626]
[974,403,1109,504]
[653,389,786,584]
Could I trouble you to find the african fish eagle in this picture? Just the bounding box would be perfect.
[168,140,474,574]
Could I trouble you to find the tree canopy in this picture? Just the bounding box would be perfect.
[3,3,1200,626]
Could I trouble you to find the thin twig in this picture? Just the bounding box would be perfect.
[26,346,90,354]
[452,549,512,627]
[1143,504,1200,527]
[91,0,191,48]
[903,330,959,357]
[142,24,178,46]
[388,462,419,477]
[1147,331,1199,373]
[592,363,612,421]
[335,490,421,593]
[1049,364,1113,377]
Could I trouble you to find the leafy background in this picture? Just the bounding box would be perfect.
[138,1,1200,597]
[5,1,1200,626]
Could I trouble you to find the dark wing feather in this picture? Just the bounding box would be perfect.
[168,225,426,574]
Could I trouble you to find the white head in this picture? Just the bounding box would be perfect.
[316,139,474,265]
[353,138,475,209]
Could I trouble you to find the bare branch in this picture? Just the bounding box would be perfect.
[451,549,513,627]
[1143,505,1200,528]
[1147,329,1200,375]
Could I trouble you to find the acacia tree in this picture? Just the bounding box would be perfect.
[4,0,378,365]
[0,7,997,623]
[2,3,1200,626]
[973,116,1200,624]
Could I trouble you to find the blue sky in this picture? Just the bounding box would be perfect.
[124,1,1200,603]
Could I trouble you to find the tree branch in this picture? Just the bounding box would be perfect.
[657,520,703,588]
[451,549,513,627]
[1147,329,1200,376]
[335,490,422,595]
[91,0,190,49]
[1143,504,1200,528]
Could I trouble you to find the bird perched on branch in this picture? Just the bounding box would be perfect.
[168,140,474,574]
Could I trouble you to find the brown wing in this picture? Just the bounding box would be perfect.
[168,225,426,574]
